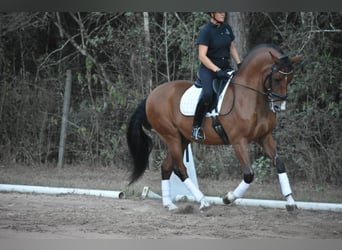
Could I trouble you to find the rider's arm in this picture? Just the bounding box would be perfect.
[230,42,241,65]
[198,44,221,73]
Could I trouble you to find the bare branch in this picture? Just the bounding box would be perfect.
[51,13,112,86]
[310,29,342,33]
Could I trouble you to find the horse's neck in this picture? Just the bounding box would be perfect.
[231,62,271,114]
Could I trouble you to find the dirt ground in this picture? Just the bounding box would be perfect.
[0,164,342,239]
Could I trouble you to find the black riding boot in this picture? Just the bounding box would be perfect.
[191,97,209,141]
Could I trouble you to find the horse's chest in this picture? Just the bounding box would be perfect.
[253,115,276,138]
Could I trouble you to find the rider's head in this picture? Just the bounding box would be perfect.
[208,12,226,24]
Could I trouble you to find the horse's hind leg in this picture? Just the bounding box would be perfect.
[176,138,210,211]
[160,152,178,210]
[162,134,210,211]
[160,142,189,211]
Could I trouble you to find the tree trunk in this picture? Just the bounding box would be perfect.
[163,12,170,82]
[143,12,153,94]
[228,12,250,61]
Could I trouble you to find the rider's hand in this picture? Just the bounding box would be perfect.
[216,69,230,80]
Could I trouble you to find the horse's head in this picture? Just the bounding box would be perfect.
[265,51,302,112]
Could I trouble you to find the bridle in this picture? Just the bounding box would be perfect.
[264,64,293,101]
[231,56,294,113]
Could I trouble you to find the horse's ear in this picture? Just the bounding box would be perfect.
[269,51,280,64]
[291,55,302,64]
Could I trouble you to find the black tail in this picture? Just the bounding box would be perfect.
[126,98,153,184]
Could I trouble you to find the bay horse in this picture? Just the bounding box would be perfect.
[127,43,302,211]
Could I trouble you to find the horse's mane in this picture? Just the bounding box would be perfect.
[243,43,284,62]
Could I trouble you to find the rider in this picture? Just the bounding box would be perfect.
[191,12,242,141]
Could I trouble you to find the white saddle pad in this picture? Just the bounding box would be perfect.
[180,77,232,116]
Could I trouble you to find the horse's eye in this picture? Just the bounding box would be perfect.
[274,78,281,83]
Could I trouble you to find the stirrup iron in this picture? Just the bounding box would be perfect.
[191,127,205,141]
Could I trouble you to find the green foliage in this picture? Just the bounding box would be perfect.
[289,54,342,115]
[252,156,272,183]
[175,13,208,77]
[193,144,241,180]
[108,79,127,108]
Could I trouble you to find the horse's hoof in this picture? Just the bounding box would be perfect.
[223,192,236,205]
[164,203,178,211]
[222,196,231,205]
[199,197,211,211]
[286,204,298,213]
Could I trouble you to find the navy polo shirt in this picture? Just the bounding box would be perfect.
[197,22,235,69]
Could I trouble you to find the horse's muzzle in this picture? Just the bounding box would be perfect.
[271,101,286,113]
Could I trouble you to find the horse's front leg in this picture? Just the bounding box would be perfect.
[223,139,254,204]
[261,134,297,211]
[274,154,297,211]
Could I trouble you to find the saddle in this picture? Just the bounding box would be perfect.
[180,71,234,116]
[194,73,232,112]
[180,71,234,144]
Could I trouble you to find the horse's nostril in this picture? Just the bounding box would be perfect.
[274,105,281,112]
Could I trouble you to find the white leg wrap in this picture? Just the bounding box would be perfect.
[233,180,250,198]
[161,180,172,206]
[184,178,204,202]
[278,173,292,197]
[286,194,295,205]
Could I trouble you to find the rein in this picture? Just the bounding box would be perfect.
[230,81,267,96]
[231,64,293,102]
